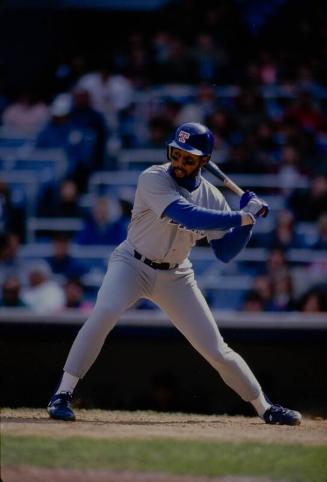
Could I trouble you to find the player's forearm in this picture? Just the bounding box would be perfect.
[164,199,245,230]
[210,225,253,263]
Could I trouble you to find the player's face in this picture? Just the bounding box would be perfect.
[170,148,207,178]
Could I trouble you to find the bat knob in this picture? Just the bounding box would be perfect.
[257,204,269,218]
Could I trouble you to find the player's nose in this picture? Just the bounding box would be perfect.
[173,154,183,167]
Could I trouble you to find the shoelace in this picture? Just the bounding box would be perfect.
[271,405,289,413]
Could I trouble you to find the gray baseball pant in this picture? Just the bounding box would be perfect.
[64,244,261,401]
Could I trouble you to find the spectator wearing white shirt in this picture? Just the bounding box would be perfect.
[22,261,65,313]
[76,63,134,129]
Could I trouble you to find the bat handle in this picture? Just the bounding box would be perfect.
[223,178,244,197]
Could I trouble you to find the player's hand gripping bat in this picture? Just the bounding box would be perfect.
[204,160,269,218]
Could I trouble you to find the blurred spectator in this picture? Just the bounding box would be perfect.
[36,93,97,191]
[0,233,28,285]
[37,179,83,218]
[253,119,278,159]
[191,33,228,82]
[252,274,274,311]
[241,291,265,312]
[63,278,92,311]
[270,271,297,312]
[0,181,26,242]
[21,261,65,313]
[287,174,327,222]
[54,55,88,93]
[123,33,152,87]
[154,37,197,84]
[176,83,216,126]
[298,288,327,312]
[254,209,308,250]
[233,87,265,135]
[312,214,327,250]
[47,233,86,280]
[70,87,108,170]
[283,90,327,134]
[146,116,172,148]
[263,247,289,280]
[152,31,173,65]
[75,197,127,246]
[36,93,73,148]
[207,106,237,142]
[118,101,151,149]
[258,51,278,85]
[225,142,263,174]
[1,90,49,135]
[76,63,134,127]
[161,100,181,129]
[0,276,26,308]
[295,65,327,98]
[277,144,305,194]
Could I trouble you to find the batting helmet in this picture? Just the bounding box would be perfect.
[167,122,214,158]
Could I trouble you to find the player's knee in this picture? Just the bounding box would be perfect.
[88,304,122,329]
[206,344,234,367]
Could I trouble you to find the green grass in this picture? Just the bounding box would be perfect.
[2,435,327,481]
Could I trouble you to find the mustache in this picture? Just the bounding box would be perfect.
[173,167,186,174]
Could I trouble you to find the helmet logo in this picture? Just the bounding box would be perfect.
[178,130,190,143]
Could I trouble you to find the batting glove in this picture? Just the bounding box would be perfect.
[242,196,270,219]
[240,191,257,209]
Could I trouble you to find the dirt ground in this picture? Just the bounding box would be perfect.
[1,409,327,482]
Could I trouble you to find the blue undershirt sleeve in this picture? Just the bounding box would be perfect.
[163,198,242,230]
[210,225,253,263]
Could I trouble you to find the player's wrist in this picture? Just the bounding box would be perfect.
[241,211,256,226]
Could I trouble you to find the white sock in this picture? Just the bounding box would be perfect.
[250,391,271,417]
[55,372,79,395]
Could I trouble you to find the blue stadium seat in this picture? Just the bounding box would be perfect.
[0,147,68,181]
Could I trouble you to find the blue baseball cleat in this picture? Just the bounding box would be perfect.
[263,404,302,425]
[47,391,76,421]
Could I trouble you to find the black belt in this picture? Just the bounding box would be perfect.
[134,250,178,270]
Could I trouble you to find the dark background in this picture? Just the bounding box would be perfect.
[1,0,327,95]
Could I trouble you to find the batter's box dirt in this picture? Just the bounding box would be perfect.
[1,409,326,445]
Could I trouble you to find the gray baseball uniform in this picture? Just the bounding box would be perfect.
[64,163,262,402]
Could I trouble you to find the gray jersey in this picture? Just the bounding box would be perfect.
[127,163,231,264]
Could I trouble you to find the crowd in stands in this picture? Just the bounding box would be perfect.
[1,1,327,313]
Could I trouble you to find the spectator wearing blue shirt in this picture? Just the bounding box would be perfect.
[36,93,97,192]
[70,88,108,170]
[48,233,86,280]
[76,197,127,246]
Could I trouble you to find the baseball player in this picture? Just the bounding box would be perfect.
[48,122,302,425]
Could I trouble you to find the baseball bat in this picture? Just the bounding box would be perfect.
[204,160,269,217]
